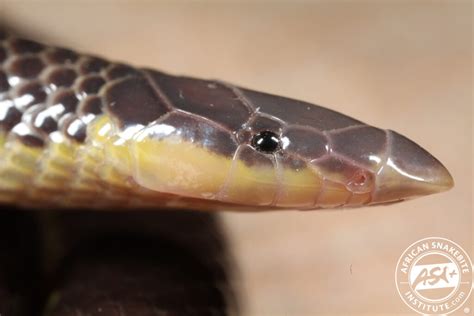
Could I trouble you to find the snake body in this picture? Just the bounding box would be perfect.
[0,32,453,210]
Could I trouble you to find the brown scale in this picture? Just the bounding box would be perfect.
[0,103,22,131]
[78,56,109,74]
[14,81,47,111]
[7,55,45,79]
[76,74,105,96]
[282,126,328,161]
[44,66,77,88]
[32,108,58,134]
[51,89,79,113]
[105,63,140,80]
[8,38,44,54]
[104,76,170,128]
[248,115,283,134]
[62,115,88,143]
[329,125,387,169]
[78,95,103,116]
[44,48,79,64]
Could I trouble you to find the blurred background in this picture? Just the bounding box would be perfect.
[1,1,472,315]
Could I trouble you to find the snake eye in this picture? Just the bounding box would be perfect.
[251,131,281,153]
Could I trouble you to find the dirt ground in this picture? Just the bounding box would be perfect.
[2,1,472,315]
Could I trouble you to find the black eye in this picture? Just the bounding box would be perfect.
[251,131,281,153]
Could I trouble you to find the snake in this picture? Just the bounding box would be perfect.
[0,31,454,211]
[0,29,457,316]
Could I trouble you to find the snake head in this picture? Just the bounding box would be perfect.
[108,71,453,210]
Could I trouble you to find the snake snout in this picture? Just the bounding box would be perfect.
[372,130,454,203]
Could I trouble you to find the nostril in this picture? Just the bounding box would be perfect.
[353,173,367,185]
[347,170,373,193]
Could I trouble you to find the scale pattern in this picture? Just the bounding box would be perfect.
[0,33,154,207]
[0,32,402,210]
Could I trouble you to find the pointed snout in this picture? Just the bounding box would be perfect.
[372,131,454,203]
